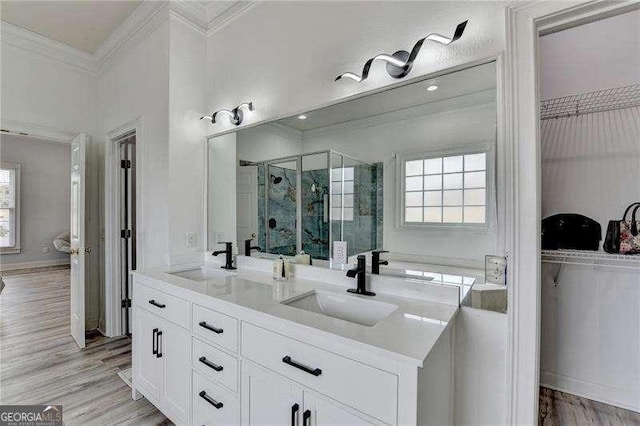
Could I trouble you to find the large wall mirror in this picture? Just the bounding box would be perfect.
[207,61,505,312]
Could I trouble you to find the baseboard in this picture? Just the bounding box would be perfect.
[0,258,70,272]
[541,371,640,413]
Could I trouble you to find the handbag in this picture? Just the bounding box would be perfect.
[604,202,640,254]
[541,214,601,251]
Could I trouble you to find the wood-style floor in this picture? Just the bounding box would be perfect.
[0,266,170,425]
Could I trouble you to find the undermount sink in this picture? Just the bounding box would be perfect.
[170,266,236,282]
[283,290,398,327]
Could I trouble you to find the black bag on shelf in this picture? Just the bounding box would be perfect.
[541,214,601,251]
[603,202,640,254]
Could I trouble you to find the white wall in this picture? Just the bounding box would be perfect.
[236,124,302,163]
[0,135,70,266]
[539,9,640,99]
[168,15,207,265]
[206,3,509,423]
[539,9,640,411]
[0,31,101,329]
[302,97,497,262]
[97,14,170,269]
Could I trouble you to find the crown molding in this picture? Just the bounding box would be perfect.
[207,0,259,36]
[0,21,96,74]
[1,0,259,77]
[0,118,77,143]
[94,1,170,71]
[170,0,208,32]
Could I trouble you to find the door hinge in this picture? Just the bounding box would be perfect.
[121,159,131,169]
[121,299,132,308]
[121,229,131,238]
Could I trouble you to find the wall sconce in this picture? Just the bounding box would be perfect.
[201,102,255,126]
[335,20,468,83]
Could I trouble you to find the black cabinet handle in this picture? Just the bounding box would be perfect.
[199,390,223,409]
[148,299,166,308]
[156,331,163,358]
[282,356,322,376]
[303,409,311,426]
[199,321,223,334]
[291,403,299,426]
[152,328,158,355]
[199,356,223,372]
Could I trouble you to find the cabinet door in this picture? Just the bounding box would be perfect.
[161,319,191,425]
[133,306,163,403]
[241,362,303,426]
[306,393,376,426]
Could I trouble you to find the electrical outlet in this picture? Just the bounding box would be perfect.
[42,246,49,254]
[485,255,507,285]
[185,232,197,248]
[333,241,348,264]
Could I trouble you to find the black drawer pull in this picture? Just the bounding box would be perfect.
[199,321,223,334]
[199,356,223,372]
[199,390,223,409]
[152,328,158,355]
[282,356,322,376]
[148,299,166,308]
[291,403,299,426]
[303,409,311,426]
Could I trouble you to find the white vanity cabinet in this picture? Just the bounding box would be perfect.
[132,285,191,425]
[132,274,454,426]
[242,361,377,426]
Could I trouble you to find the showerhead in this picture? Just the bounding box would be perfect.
[270,174,282,184]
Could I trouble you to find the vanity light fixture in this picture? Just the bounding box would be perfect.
[335,20,468,83]
[201,102,254,126]
[426,85,438,91]
[298,114,307,120]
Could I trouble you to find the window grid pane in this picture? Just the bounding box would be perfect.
[403,152,487,225]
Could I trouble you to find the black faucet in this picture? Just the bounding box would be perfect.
[212,242,236,270]
[371,250,389,274]
[244,238,262,257]
[346,255,375,296]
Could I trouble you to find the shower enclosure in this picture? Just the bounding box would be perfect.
[242,150,381,260]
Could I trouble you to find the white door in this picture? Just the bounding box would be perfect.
[241,362,303,425]
[236,166,259,248]
[70,133,87,348]
[132,306,163,404]
[161,320,190,424]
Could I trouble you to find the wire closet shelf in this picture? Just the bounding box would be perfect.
[541,249,640,271]
[540,84,640,120]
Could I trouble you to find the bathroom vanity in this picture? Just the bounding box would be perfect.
[131,257,459,425]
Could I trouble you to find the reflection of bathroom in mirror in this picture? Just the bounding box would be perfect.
[207,61,505,312]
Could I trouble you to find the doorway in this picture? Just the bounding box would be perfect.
[115,130,136,336]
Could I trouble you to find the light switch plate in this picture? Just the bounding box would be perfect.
[485,255,507,285]
[214,231,225,244]
[333,241,348,264]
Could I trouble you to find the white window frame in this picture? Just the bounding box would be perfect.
[0,161,22,254]
[395,143,495,231]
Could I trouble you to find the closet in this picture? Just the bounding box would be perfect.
[538,9,640,419]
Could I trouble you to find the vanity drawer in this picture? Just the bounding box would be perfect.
[241,322,397,424]
[134,283,190,329]
[192,304,238,353]
[192,337,238,393]
[193,371,239,426]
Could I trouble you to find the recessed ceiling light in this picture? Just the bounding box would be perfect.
[426,85,438,91]
[298,114,307,120]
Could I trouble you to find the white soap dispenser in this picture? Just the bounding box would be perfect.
[273,256,285,280]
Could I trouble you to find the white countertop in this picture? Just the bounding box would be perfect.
[133,266,459,367]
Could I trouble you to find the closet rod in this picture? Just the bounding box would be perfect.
[540,83,640,120]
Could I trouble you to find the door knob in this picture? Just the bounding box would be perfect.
[70,248,79,255]
[85,247,91,254]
